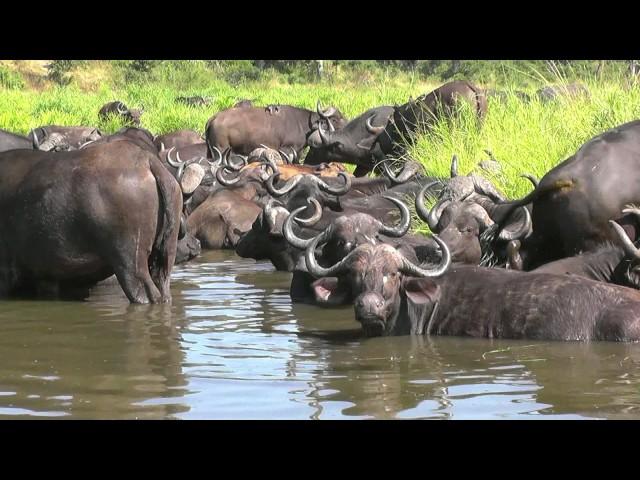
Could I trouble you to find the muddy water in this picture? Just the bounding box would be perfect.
[1,250,640,419]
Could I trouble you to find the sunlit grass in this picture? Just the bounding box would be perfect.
[2,70,640,238]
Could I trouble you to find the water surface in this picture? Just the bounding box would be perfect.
[1,250,639,419]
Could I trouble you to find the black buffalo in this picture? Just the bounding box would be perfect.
[536,82,589,102]
[204,101,348,158]
[414,156,531,265]
[0,128,71,153]
[0,128,38,152]
[154,129,203,151]
[504,211,640,291]
[28,125,103,149]
[304,236,640,341]
[0,141,182,303]
[494,119,640,270]
[98,101,144,126]
[305,80,488,177]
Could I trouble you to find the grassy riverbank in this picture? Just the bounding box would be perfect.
[2,60,639,225]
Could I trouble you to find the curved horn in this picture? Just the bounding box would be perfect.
[365,115,386,135]
[207,145,222,166]
[295,198,323,226]
[175,151,187,179]
[399,235,451,278]
[610,219,640,260]
[313,172,351,195]
[215,166,241,186]
[415,181,444,225]
[283,200,324,250]
[221,148,246,171]
[520,173,539,188]
[166,147,183,168]
[266,172,303,196]
[426,197,451,231]
[498,207,532,241]
[305,228,351,278]
[317,122,331,145]
[257,153,279,176]
[289,146,299,164]
[117,102,128,114]
[450,155,459,177]
[31,129,39,149]
[377,196,410,237]
[278,148,293,165]
[382,160,421,184]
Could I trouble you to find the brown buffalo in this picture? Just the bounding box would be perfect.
[205,101,348,158]
[0,140,182,303]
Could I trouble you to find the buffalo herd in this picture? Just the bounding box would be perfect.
[2,79,640,343]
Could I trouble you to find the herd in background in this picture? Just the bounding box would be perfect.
[2,77,640,343]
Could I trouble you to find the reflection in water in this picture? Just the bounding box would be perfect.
[0,250,639,419]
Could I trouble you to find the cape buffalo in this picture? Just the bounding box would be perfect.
[204,101,348,158]
[0,128,71,153]
[414,156,531,265]
[0,128,38,152]
[0,141,182,303]
[504,211,640,291]
[305,80,487,177]
[98,101,144,126]
[493,119,640,269]
[154,129,203,151]
[305,236,640,342]
[28,125,103,149]
[536,82,589,102]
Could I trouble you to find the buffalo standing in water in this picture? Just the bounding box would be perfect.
[0,140,182,303]
[304,236,640,342]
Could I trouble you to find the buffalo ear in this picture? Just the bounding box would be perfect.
[312,277,351,306]
[402,278,440,335]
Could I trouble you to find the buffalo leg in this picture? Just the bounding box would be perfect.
[113,264,162,304]
[109,241,163,304]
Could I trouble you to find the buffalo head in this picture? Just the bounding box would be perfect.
[283,196,410,262]
[416,168,532,265]
[304,233,451,336]
[305,106,394,168]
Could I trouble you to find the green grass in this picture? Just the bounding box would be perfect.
[2,64,640,236]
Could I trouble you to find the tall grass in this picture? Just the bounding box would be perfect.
[409,81,640,200]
